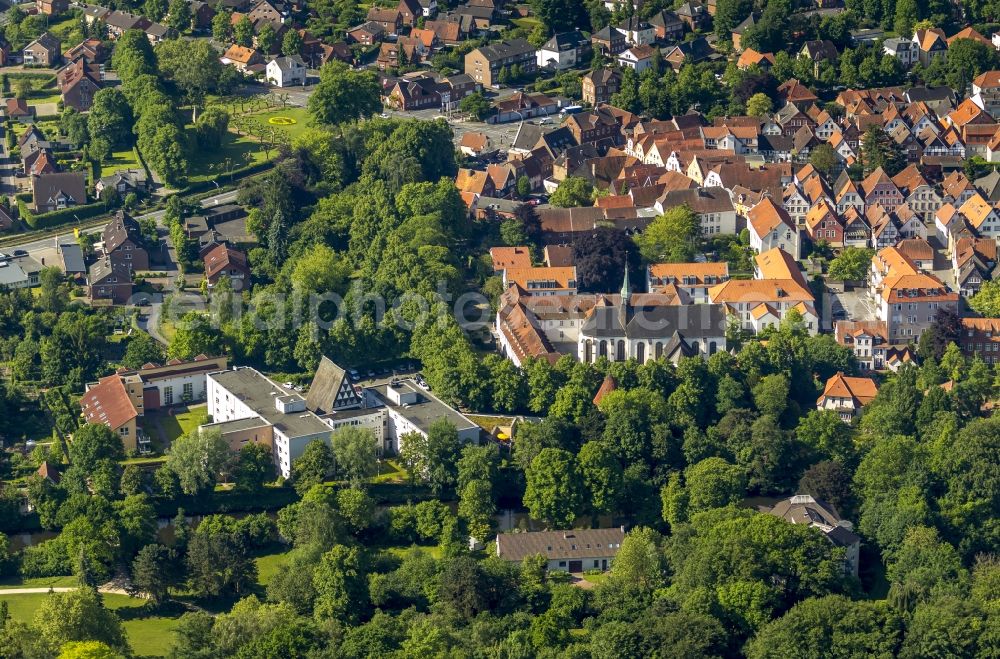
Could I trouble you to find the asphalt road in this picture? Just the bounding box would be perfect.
[10,189,239,256]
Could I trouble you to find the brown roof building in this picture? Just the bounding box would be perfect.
[495,527,626,572]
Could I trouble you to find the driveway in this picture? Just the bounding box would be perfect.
[827,286,878,330]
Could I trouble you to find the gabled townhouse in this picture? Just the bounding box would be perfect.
[835,320,895,370]
[941,170,977,207]
[834,177,865,215]
[748,197,800,260]
[891,163,941,221]
[895,237,934,270]
[860,167,904,211]
[805,198,843,246]
[869,205,900,249]
[952,236,997,297]
[781,183,810,227]
[615,17,655,46]
[841,208,871,248]
[959,193,1000,239]
[895,205,928,240]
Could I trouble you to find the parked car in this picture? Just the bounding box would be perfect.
[12,249,27,257]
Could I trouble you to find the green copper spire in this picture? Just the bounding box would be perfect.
[621,254,631,304]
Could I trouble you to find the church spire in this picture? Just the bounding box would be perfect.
[621,255,631,305]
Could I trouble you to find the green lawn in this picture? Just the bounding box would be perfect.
[185,130,270,184]
[0,590,177,656]
[254,549,290,588]
[145,405,208,446]
[0,575,79,589]
[100,149,142,177]
[373,459,408,484]
[246,106,312,141]
[27,92,61,105]
[382,544,444,560]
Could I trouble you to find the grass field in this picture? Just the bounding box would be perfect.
[145,405,208,446]
[0,591,178,656]
[185,130,270,184]
[248,106,312,141]
[373,460,408,484]
[254,549,289,588]
[0,575,78,589]
[99,149,142,177]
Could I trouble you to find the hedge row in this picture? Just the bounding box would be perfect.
[22,199,108,230]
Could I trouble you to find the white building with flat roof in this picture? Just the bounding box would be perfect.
[207,367,333,478]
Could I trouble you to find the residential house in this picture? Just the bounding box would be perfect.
[617,44,655,73]
[536,30,591,70]
[675,1,707,31]
[648,9,684,42]
[5,98,33,123]
[883,37,917,67]
[221,44,264,72]
[203,243,251,291]
[489,91,559,124]
[104,11,152,39]
[893,164,941,221]
[732,13,758,51]
[464,39,536,88]
[655,187,736,235]
[58,58,102,111]
[959,317,1000,364]
[952,237,997,297]
[861,167,904,211]
[36,0,68,15]
[95,169,148,197]
[265,55,306,87]
[582,69,620,106]
[496,528,626,572]
[737,48,775,71]
[101,211,150,271]
[748,197,800,259]
[817,372,878,421]
[913,28,948,66]
[563,109,620,146]
[366,7,403,34]
[768,495,861,576]
[835,320,893,370]
[870,246,958,340]
[591,25,626,57]
[32,171,86,214]
[87,258,134,306]
[662,37,712,71]
[805,198,843,246]
[615,17,655,46]
[23,33,61,67]
[346,21,386,45]
[190,1,217,29]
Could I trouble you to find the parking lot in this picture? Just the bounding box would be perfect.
[826,286,878,332]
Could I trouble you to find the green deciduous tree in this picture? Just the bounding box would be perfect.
[292,440,334,494]
[549,176,594,208]
[634,204,701,262]
[331,427,378,487]
[828,247,875,281]
[308,62,380,127]
[524,448,584,528]
[34,588,128,653]
[165,429,232,496]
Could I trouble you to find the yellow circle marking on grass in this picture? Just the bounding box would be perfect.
[268,116,297,126]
